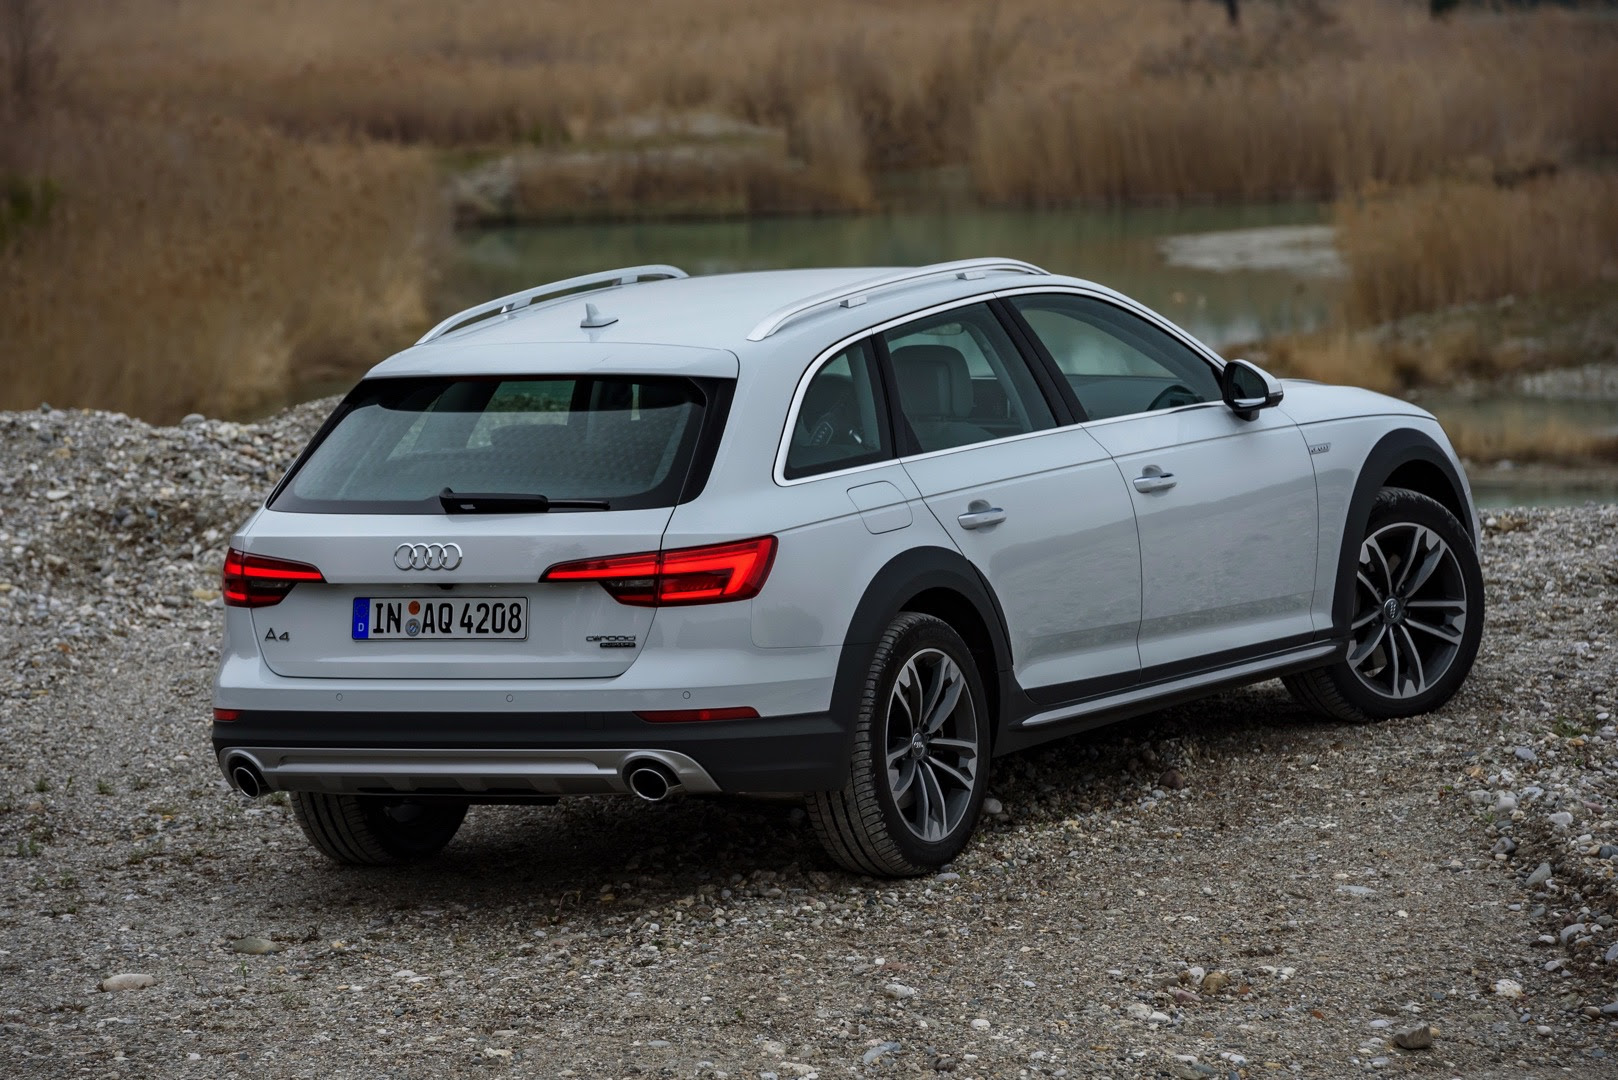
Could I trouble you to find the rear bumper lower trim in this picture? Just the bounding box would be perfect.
[211,709,851,793]
[218,745,721,796]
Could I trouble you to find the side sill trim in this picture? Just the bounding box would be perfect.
[1018,642,1341,729]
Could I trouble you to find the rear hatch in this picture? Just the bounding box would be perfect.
[239,364,730,679]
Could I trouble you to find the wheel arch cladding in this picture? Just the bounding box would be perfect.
[1332,428,1475,632]
[834,547,1013,752]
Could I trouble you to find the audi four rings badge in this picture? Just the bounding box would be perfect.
[394,542,463,571]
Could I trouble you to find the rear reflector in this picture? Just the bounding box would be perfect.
[635,707,760,723]
[212,708,240,722]
[543,536,776,607]
[222,548,325,608]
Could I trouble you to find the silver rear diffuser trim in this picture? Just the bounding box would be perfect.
[218,746,721,797]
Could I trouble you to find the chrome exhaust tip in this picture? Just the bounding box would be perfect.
[625,761,681,803]
[228,758,266,799]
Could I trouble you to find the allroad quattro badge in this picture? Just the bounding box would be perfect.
[394,542,463,571]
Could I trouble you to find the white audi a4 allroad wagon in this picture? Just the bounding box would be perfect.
[212,259,1484,876]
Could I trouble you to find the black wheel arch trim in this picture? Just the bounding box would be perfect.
[833,545,1015,758]
[1330,428,1475,633]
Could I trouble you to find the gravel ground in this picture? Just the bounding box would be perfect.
[1,403,1616,1079]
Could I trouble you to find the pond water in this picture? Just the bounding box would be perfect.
[440,206,1614,507]
[447,203,1338,351]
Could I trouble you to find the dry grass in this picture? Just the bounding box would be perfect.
[1441,415,1618,466]
[0,107,438,422]
[7,0,1618,424]
[58,1,1618,209]
[1336,171,1618,326]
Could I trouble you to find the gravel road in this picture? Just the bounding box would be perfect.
[2,403,1615,1078]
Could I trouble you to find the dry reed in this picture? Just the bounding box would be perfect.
[60,1,1618,209]
[1336,172,1618,326]
[0,108,438,422]
[1440,416,1618,466]
[8,0,1618,426]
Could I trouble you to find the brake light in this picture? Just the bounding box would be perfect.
[542,536,777,607]
[635,707,760,723]
[222,547,324,608]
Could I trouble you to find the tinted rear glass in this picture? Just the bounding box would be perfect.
[271,376,711,513]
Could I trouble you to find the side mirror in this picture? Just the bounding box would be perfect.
[1221,359,1284,421]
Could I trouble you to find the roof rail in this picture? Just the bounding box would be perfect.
[416,264,688,345]
[745,258,1048,342]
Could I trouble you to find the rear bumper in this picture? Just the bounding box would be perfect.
[211,710,849,795]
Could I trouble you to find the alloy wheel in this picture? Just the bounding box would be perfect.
[1349,521,1469,700]
[884,648,980,842]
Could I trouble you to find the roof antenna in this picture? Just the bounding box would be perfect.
[580,302,618,329]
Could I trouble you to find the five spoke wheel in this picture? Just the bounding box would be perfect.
[1349,522,1468,700]
[1285,487,1483,723]
[884,649,980,843]
[807,612,990,876]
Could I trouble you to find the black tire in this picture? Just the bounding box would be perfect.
[807,612,990,877]
[1285,486,1483,723]
[291,792,468,866]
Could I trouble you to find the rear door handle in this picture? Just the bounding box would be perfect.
[957,501,1006,530]
[1132,471,1177,493]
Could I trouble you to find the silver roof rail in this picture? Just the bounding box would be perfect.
[745,258,1048,342]
[416,264,688,345]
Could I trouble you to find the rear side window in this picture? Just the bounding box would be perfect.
[882,303,1056,454]
[272,376,712,513]
[784,341,892,480]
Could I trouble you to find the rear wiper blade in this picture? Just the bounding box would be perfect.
[438,488,610,513]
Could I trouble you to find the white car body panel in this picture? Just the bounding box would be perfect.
[899,425,1142,690]
[1082,402,1319,669]
[213,260,1480,804]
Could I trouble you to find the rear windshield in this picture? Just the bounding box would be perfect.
[271,376,714,513]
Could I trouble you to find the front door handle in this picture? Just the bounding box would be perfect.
[1132,471,1177,493]
[957,500,1006,530]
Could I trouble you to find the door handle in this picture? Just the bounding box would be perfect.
[1133,471,1177,493]
[957,501,1006,530]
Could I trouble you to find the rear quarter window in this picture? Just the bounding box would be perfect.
[271,376,719,513]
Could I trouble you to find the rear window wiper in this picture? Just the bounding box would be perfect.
[438,488,610,514]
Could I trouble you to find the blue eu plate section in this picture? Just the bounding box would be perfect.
[352,597,370,640]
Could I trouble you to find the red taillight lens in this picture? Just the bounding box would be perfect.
[222,547,325,608]
[212,708,240,722]
[542,536,776,607]
[635,707,760,723]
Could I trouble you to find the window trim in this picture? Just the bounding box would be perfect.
[780,338,894,482]
[993,285,1231,428]
[771,293,1084,487]
[267,374,724,514]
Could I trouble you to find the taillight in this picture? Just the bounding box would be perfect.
[213,708,240,722]
[542,536,776,607]
[222,547,324,608]
[636,707,760,723]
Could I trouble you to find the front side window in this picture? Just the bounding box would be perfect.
[1010,294,1221,421]
[273,375,709,513]
[784,341,892,480]
[882,303,1056,454]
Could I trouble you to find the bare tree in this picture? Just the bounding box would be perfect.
[2,0,55,115]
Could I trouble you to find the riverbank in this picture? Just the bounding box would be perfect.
[2,0,1616,463]
[1,401,1615,1075]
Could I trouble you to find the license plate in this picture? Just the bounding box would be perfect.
[352,597,528,640]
